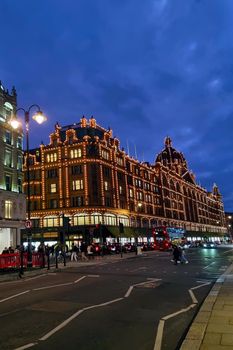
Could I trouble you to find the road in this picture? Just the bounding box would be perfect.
[0,246,233,350]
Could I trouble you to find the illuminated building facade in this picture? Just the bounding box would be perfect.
[0,82,26,251]
[24,116,226,243]
[225,212,233,240]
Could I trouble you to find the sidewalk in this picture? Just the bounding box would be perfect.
[181,262,233,350]
[0,252,140,283]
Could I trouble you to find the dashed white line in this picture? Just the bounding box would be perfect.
[15,343,37,350]
[33,282,73,291]
[0,290,30,303]
[74,276,87,284]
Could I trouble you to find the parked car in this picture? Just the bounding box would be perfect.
[201,241,217,248]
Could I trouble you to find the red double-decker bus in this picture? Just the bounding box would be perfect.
[152,226,186,251]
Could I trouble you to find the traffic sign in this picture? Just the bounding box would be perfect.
[25,220,32,228]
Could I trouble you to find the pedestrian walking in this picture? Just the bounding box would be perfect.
[87,244,94,259]
[71,243,79,261]
[80,242,88,261]
[172,245,181,265]
[179,246,189,264]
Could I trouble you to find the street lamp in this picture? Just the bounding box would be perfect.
[11,105,47,268]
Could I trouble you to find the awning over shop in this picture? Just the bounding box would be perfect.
[186,231,226,238]
[106,226,151,238]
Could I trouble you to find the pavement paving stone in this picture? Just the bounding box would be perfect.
[200,344,233,350]
[202,332,221,345]
[206,323,233,334]
[221,334,233,346]
[222,305,233,311]
[212,310,233,318]
[209,315,232,324]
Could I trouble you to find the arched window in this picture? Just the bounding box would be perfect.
[104,213,117,226]
[118,215,129,227]
[43,216,58,227]
[73,213,88,226]
[90,212,103,225]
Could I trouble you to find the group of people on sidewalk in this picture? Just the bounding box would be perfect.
[171,245,189,265]
[70,242,97,262]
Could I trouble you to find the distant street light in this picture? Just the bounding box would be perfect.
[10,105,47,268]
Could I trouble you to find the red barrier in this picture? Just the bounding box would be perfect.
[32,253,44,267]
[0,253,45,269]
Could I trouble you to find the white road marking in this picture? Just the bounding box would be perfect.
[153,282,210,350]
[40,297,124,341]
[154,320,165,350]
[87,275,100,278]
[14,343,38,350]
[188,290,198,304]
[124,279,161,298]
[0,290,30,303]
[203,262,215,269]
[33,282,73,291]
[14,277,160,347]
[223,248,233,255]
[162,304,196,321]
[74,276,87,283]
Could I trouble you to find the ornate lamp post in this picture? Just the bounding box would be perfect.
[11,105,47,268]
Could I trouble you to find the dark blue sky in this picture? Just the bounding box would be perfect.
[1,0,233,210]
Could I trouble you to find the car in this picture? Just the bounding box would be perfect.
[201,241,217,248]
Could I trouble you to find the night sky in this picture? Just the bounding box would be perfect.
[0,0,233,211]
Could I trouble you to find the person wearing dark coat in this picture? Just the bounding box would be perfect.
[172,245,181,265]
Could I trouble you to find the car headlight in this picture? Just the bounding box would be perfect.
[203,244,207,247]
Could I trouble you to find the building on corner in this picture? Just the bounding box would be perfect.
[0,81,26,252]
[21,116,226,245]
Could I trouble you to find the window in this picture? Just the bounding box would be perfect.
[43,217,58,227]
[17,156,23,171]
[47,169,58,178]
[46,153,57,162]
[136,191,143,200]
[5,175,11,191]
[105,196,111,207]
[50,183,57,193]
[5,150,12,167]
[3,102,13,119]
[70,148,82,158]
[116,157,123,166]
[72,179,83,190]
[18,178,22,193]
[5,200,12,218]
[49,199,58,209]
[5,131,11,145]
[102,149,109,160]
[129,189,133,198]
[71,165,82,175]
[17,137,23,149]
[103,166,110,177]
[72,196,83,207]
[104,181,109,191]
[119,185,123,194]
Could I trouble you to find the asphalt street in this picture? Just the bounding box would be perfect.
[0,246,233,350]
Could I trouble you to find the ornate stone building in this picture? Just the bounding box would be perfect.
[0,82,26,251]
[23,116,226,243]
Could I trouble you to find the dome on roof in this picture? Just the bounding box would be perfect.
[155,137,187,168]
